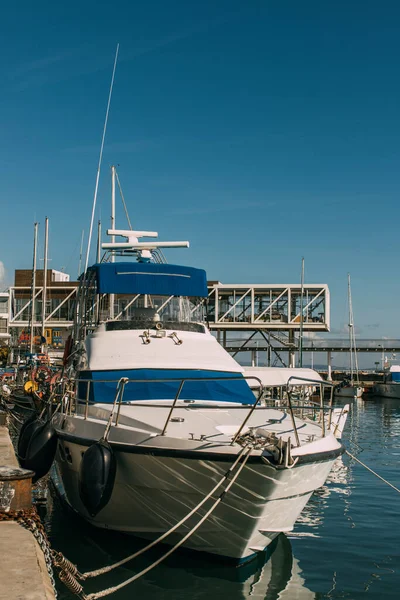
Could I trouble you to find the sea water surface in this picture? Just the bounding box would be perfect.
[43,397,400,600]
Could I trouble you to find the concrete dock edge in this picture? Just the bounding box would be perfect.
[0,416,56,600]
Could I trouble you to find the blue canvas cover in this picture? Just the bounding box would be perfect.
[92,263,208,297]
[78,369,256,405]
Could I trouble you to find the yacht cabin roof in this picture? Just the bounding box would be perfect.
[90,262,208,297]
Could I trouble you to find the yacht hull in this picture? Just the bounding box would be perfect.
[334,385,363,399]
[53,432,338,561]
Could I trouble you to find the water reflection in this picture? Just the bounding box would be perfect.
[45,493,316,600]
[289,398,400,599]
[290,455,352,539]
[37,398,400,599]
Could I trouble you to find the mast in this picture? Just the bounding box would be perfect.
[348,273,359,385]
[77,229,85,278]
[29,222,38,354]
[84,44,119,274]
[298,257,305,368]
[96,220,102,263]
[95,220,102,324]
[110,166,116,319]
[41,217,49,352]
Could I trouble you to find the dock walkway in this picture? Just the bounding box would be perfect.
[0,416,56,600]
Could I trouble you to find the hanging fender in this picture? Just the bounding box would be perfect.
[22,421,58,483]
[79,440,117,517]
[18,416,44,464]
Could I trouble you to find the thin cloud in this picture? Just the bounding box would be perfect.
[121,13,237,63]
[12,50,76,77]
[7,11,241,93]
[173,201,274,216]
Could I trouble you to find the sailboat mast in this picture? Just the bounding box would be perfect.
[84,44,119,274]
[298,257,305,368]
[96,220,102,263]
[41,217,49,352]
[348,272,360,385]
[110,165,116,319]
[77,229,85,278]
[29,222,38,355]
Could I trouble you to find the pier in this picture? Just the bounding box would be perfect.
[0,412,56,600]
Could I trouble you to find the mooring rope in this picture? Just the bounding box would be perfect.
[345,450,400,494]
[80,444,251,580]
[84,447,253,599]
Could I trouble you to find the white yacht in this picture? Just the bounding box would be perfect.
[52,227,347,563]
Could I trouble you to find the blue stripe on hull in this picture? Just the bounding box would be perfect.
[78,368,255,405]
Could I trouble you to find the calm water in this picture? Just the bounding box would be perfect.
[42,397,400,600]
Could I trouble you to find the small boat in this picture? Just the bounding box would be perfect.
[334,380,364,399]
[49,216,348,563]
[372,365,400,398]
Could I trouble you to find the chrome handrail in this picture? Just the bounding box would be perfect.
[70,374,263,438]
[84,380,91,420]
[103,377,128,440]
[161,380,185,436]
[286,375,335,443]
[64,374,335,446]
[231,386,264,445]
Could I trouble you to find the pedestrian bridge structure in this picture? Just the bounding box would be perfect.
[206,282,330,331]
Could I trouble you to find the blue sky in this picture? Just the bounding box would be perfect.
[1,0,400,346]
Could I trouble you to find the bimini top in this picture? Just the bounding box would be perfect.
[90,262,208,297]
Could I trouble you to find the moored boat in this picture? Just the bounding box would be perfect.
[334,382,364,399]
[372,365,400,398]
[50,224,347,562]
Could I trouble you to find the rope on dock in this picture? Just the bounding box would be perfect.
[345,450,400,494]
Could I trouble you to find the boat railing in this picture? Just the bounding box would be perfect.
[63,375,264,437]
[60,374,334,446]
[284,375,335,445]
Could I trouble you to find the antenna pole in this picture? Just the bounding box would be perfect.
[29,222,38,354]
[77,229,85,278]
[298,257,305,367]
[84,43,119,273]
[111,165,116,247]
[41,217,49,352]
[96,220,102,263]
[109,166,116,318]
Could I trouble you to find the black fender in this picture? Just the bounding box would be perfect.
[18,416,44,464]
[79,440,117,517]
[23,421,58,483]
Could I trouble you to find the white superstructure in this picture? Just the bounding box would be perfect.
[52,226,347,562]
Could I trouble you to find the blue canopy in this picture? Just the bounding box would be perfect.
[78,369,256,405]
[91,262,208,297]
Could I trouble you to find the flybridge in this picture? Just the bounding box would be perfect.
[91,262,208,297]
[96,229,208,296]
